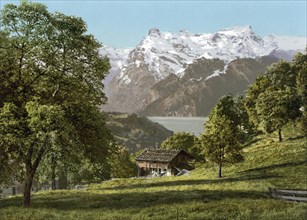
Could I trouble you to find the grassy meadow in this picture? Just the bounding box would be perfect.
[1,124,306,219]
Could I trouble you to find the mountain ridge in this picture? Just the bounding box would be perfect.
[101,26,306,116]
[102,26,306,83]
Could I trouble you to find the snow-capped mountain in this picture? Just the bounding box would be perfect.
[100,47,132,95]
[101,26,306,115]
[265,34,306,51]
[117,26,278,83]
[100,47,132,71]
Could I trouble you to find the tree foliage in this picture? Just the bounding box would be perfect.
[245,55,305,141]
[245,74,271,128]
[201,96,243,178]
[294,52,307,134]
[160,132,202,161]
[215,95,253,143]
[109,146,137,178]
[233,96,255,141]
[256,87,300,141]
[0,1,112,207]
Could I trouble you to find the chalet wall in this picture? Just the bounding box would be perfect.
[136,161,169,169]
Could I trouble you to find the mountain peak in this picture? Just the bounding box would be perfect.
[218,25,253,36]
[179,29,191,35]
[148,28,161,37]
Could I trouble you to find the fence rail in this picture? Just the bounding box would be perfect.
[269,188,307,202]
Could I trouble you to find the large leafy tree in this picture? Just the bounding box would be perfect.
[160,132,202,160]
[0,1,111,207]
[201,96,243,178]
[207,95,252,143]
[294,52,307,134]
[245,58,303,141]
[297,71,307,134]
[256,87,300,141]
[245,75,271,129]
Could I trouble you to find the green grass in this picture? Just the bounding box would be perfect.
[1,125,306,219]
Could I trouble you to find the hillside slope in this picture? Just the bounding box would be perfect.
[105,113,173,153]
[1,124,306,220]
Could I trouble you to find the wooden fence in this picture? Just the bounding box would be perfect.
[269,188,307,202]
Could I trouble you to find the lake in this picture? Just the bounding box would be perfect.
[148,117,208,136]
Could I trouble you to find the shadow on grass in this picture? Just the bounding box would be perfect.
[238,160,307,174]
[0,189,267,211]
[0,171,275,210]
[286,135,305,141]
[88,160,305,192]
[2,162,304,210]
[242,137,262,148]
[95,173,279,191]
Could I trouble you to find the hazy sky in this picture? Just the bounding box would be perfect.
[1,0,306,48]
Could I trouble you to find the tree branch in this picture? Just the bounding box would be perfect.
[32,136,49,175]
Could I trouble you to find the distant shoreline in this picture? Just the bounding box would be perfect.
[148,117,208,136]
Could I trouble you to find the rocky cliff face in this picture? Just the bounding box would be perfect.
[141,56,279,116]
[101,26,306,116]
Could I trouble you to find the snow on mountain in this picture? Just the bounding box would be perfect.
[101,26,306,86]
[130,25,278,80]
[99,47,132,95]
[265,35,306,51]
[100,46,132,71]
[205,64,229,81]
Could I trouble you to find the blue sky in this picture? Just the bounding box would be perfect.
[1,0,306,48]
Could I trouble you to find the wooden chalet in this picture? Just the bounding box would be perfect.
[135,149,194,177]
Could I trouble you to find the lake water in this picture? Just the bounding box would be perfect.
[148,117,208,136]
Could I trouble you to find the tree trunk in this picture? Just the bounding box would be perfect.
[23,140,47,207]
[51,156,56,190]
[218,162,222,178]
[58,171,68,189]
[278,128,283,142]
[23,170,34,208]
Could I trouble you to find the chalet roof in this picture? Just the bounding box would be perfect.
[135,149,189,163]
